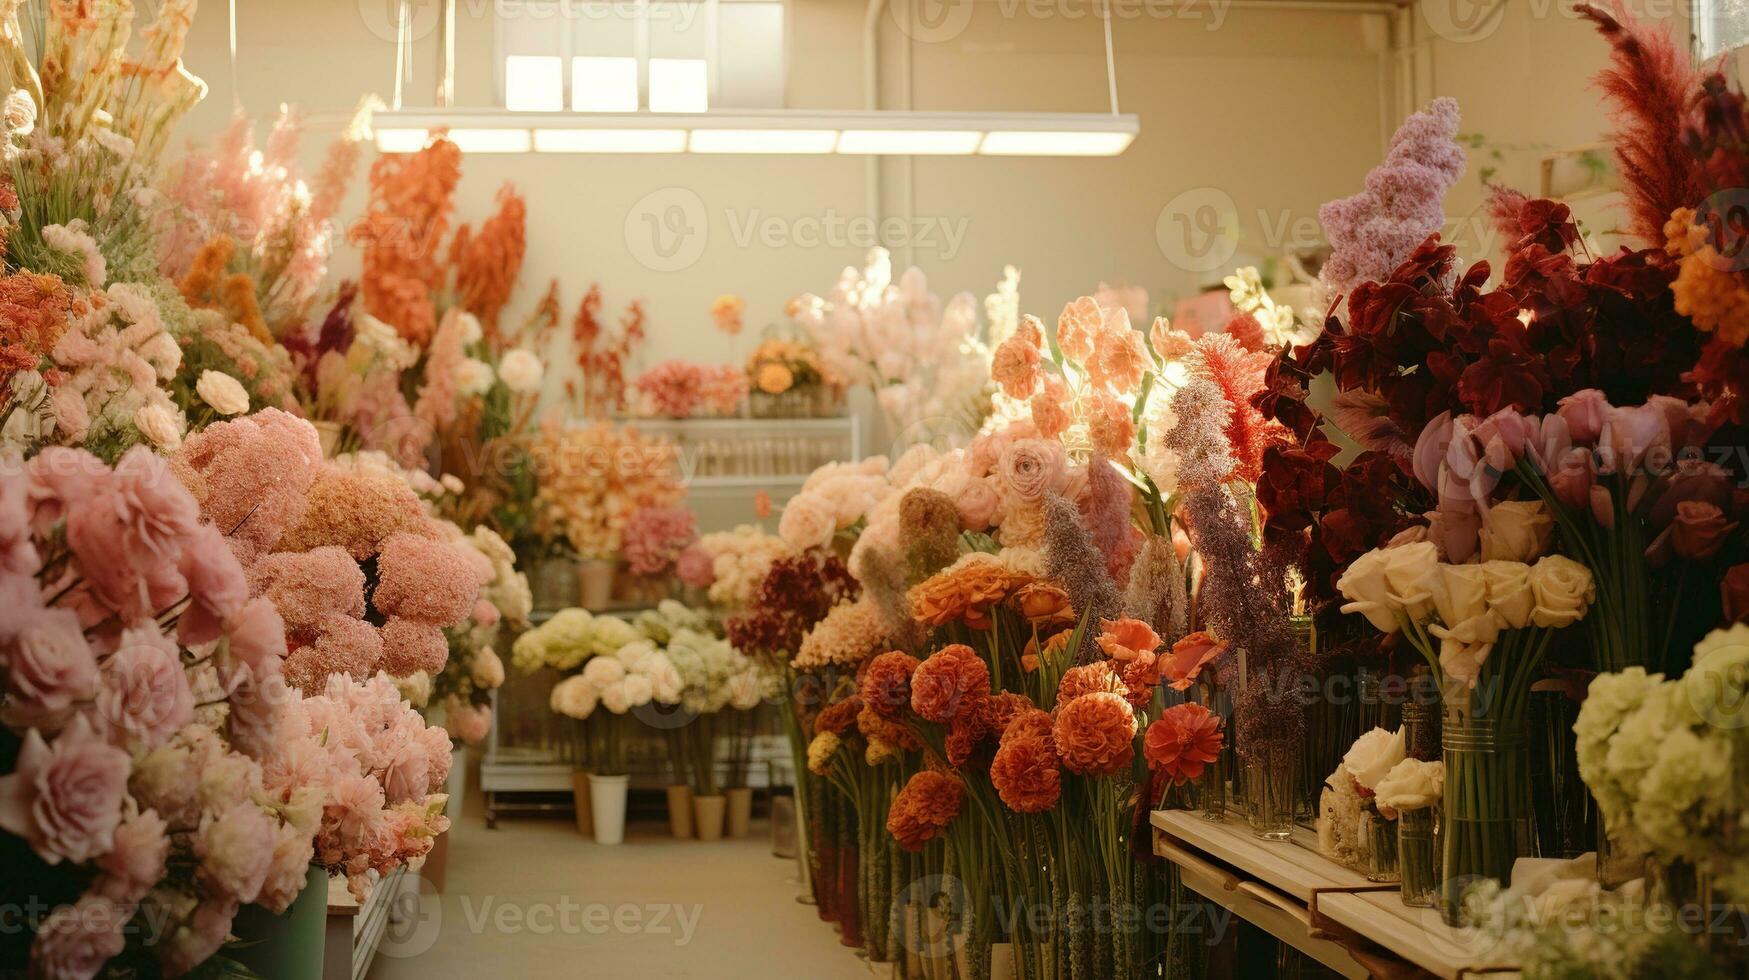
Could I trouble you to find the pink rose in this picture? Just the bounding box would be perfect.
[196,801,277,903]
[1651,456,1731,528]
[1669,501,1735,561]
[30,892,128,980]
[1602,404,1671,477]
[1556,389,1611,445]
[998,439,1067,506]
[956,476,1000,530]
[0,455,39,576]
[97,627,194,750]
[2,607,97,730]
[1548,448,1596,512]
[158,896,241,977]
[0,716,130,864]
[1411,410,1454,491]
[176,523,248,646]
[25,446,104,535]
[95,808,169,904]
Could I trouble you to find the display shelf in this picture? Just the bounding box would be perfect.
[1150,809,1521,980]
[324,866,410,980]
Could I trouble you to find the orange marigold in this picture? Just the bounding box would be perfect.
[861,651,921,719]
[910,644,990,723]
[990,730,1061,813]
[1056,661,1124,708]
[908,553,1032,629]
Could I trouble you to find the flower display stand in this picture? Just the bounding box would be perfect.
[323,866,412,980]
[1151,809,1521,979]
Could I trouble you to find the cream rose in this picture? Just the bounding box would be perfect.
[1429,614,1500,687]
[195,370,249,416]
[1337,548,1399,633]
[1374,758,1443,815]
[779,495,836,551]
[1431,562,1488,627]
[1479,500,1553,562]
[1341,726,1406,791]
[1481,560,1534,629]
[498,348,544,393]
[1528,555,1595,628]
[131,403,182,451]
[1381,541,1440,624]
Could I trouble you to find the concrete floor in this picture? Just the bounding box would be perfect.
[368,778,866,980]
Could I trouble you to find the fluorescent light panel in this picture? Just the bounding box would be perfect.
[504,55,564,112]
[572,56,638,112]
[689,128,836,154]
[374,128,429,154]
[446,128,533,153]
[533,128,687,153]
[978,129,1134,156]
[836,129,982,155]
[648,58,709,113]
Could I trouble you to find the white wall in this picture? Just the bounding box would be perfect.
[177,0,1392,365]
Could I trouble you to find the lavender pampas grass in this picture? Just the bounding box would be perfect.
[1042,491,1120,663]
[1085,454,1137,585]
[1122,533,1188,646]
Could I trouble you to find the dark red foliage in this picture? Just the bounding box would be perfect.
[725,549,858,654]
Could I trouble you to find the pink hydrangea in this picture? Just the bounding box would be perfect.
[371,533,481,626]
[622,505,698,576]
[172,409,321,557]
[249,546,365,634]
[275,464,431,560]
[378,617,449,677]
[676,542,715,588]
[283,616,383,693]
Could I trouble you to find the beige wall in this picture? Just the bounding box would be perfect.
[177,0,1392,364]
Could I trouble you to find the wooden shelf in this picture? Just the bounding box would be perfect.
[1150,809,1520,980]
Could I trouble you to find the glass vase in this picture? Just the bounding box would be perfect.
[1361,810,1400,882]
[1398,807,1438,908]
[1440,714,1533,926]
[1195,678,1233,820]
[1244,758,1294,841]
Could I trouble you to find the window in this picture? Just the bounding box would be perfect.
[496,0,786,113]
[1699,0,1749,58]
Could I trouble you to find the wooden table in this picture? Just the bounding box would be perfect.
[1150,810,1520,979]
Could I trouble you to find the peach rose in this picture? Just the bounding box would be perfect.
[1096,617,1161,664]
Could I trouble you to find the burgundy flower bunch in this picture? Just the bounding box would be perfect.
[724,548,858,657]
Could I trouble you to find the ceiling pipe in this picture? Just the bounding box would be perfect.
[864,0,889,227]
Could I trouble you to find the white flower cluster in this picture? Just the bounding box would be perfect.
[664,627,762,716]
[696,525,791,608]
[1575,623,1749,901]
[512,607,642,673]
[549,638,683,720]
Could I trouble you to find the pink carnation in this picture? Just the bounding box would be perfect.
[94,808,169,904]
[176,523,249,645]
[24,446,105,535]
[31,892,129,980]
[65,447,202,623]
[0,716,130,864]
[195,801,278,903]
[96,626,194,751]
[2,606,98,730]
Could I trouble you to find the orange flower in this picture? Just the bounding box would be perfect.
[1144,702,1223,784]
[887,771,965,851]
[1148,316,1193,361]
[1091,313,1149,394]
[1096,617,1161,664]
[1030,373,1072,440]
[1056,661,1124,708]
[990,730,1061,813]
[862,651,921,719]
[991,314,1044,399]
[1012,581,1074,628]
[1056,296,1102,363]
[753,489,773,520]
[755,361,794,395]
[910,644,990,723]
[711,294,745,336]
[451,184,527,335]
[907,554,1031,628]
[1162,631,1227,691]
[1087,390,1136,458]
[1052,692,1137,776]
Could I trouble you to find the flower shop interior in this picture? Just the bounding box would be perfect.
[10,0,1749,978]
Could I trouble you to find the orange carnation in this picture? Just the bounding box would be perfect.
[910,644,990,723]
[1056,296,1102,363]
[887,771,965,851]
[861,651,921,719]
[1091,316,1149,395]
[990,730,1061,813]
[1056,661,1124,708]
[1087,390,1137,459]
[908,554,1031,629]
[1030,373,1072,440]
[1052,692,1137,776]
[991,314,1045,399]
